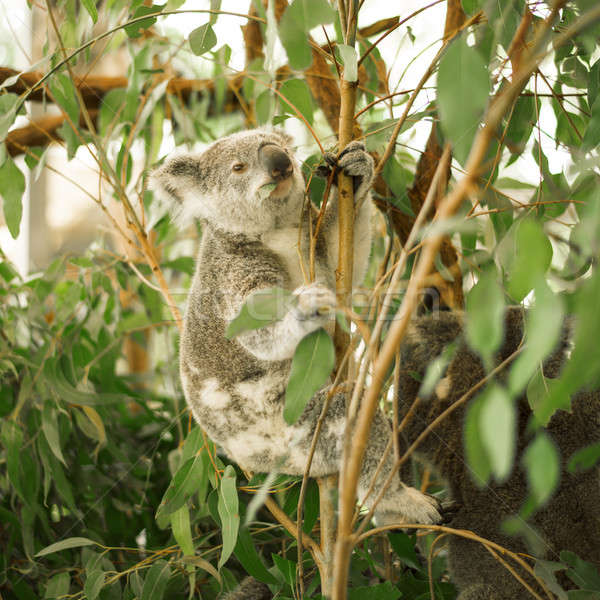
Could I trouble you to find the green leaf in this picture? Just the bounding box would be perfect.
[225,287,291,339]
[523,432,559,506]
[218,465,240,569]
[533,560,568,600]
[284,328,334,424]
[419,342,457,398]
[81,0,98,23]
[582,94,600,151]
[337,44,358,82]
[279,79,314,125]
[509,284,564,395]
[42,402,66,466]
[141,559,171,600]
[0,156,25,239]
[45,572,70,599]
[189,23,217,55]
[497,218,553,302]
[560,550,600,591]
[437,34,490,165]
[156,454,205,528]
[480,385,515,482]
[84,569,104,600]
[465,267,504,366]
[568,442,600,474]
[348,582,401,600]
[388,532,421,570]
[464,394,491,486]
[125,4,164,38]
[36,537,98,557]
[588,58,600,108]
[279,0,336,70]
[272,554,296,587]
[170,505,194,556]
[48,73,80,125]
[234,527,278,585]
[0,93,20,142]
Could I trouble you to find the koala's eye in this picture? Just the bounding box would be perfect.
[232,163,247,173]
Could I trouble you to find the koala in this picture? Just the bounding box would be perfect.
[396,307,600,599]
[151,128,443,527]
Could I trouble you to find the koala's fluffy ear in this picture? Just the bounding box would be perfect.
[149,154,205,226]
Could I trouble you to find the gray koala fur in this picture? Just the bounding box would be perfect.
[221,577,271,600]
[397,307,600,599]
[151,128,442,526]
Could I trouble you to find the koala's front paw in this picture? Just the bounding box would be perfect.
[317,141,374,199]
[292,284,336,331]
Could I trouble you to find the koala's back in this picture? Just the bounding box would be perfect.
[397,308,600,598]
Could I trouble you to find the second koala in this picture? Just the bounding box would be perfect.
[152,128,442,525]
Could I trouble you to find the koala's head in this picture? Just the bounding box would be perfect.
[150,129,305,235]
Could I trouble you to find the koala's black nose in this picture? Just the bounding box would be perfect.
[259,144,293,181]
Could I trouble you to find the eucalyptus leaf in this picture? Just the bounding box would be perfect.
[0,156,25,239]
[217,465,240,569]
[141,559,171,600]
[523,433,559,507]
[36,537,99,557]
[225,287,292,339]
[480,386,515,482]
[437,34,490,165]
[189,23,217,56]
[284,328,334,425]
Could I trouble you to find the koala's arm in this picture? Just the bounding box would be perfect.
[317,142,374,283]
[221,260,335,362]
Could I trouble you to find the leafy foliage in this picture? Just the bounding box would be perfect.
[0,0,600,598]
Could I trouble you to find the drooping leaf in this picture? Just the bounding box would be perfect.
[523,432,559,507]
[83,569,105,600]
[81,0,98,23]
[272,553,296,587]
[0,155,25,239]
[464,394,491,486]
[437,34,490,165]
[509,283,564,395]
[44,572,70,599]
[170,505,194,556]
[337,44,358,82]
[234,527,278,585]
[480,385,516,482]
[156,454,205,528]
[189,23,217,56]
[582,94,600,151]
[465,267,505,366]
[279,0,336,70]
[141,559,171,600]
[217,465,240,569]
[568,441,600,474]
[42,402,66,466]
[284,328,334,424]
[279,79,314,125]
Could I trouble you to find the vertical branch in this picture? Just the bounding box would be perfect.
[332,4,360,599]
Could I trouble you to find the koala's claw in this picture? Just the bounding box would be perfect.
[293,284,336,325]
[315,142,374,198]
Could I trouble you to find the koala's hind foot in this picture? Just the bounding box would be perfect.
[357,411,443,526]
[371,486,443,527]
